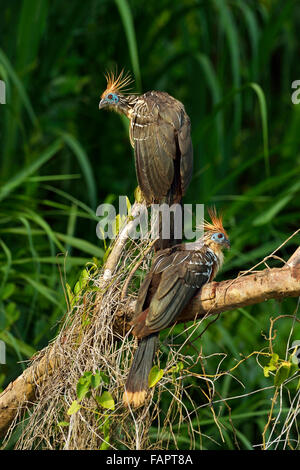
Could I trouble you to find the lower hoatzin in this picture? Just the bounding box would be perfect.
[99,70,193,248]
[123,209,230,407]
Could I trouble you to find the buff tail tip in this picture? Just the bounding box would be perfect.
[123,389,147,408]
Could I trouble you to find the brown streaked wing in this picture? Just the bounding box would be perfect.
[145,256,212,331]
[151,247,183,273]
[154,92,183,129]
[131,96,176,202]
[133,271,153,318]
[178,114,193,195]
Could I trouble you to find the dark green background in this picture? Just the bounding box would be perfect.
[0,0,300,449]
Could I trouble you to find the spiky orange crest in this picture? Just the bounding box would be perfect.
[203,207,228,236]
[101,68,133,98]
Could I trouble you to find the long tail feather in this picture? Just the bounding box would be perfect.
[123,333,159,407]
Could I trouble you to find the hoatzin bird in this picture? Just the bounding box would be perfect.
[123,208,230,407]
[99,70,193,249]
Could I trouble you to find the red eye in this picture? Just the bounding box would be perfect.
[107,94,113,99]
[218,233,223,238]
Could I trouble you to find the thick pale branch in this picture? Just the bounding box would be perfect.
[98,202,145,288]
[0,347,57,438]
[177,264,300,322]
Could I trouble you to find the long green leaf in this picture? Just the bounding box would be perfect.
[0,48,37,126]
[0,330,36,360]
[214,0,241,131]
[1,1,48,177]
[0,140,62,202]
[249,82,269,176]
[59,132,97,209]
[115,0,141,91]
[55,232,104,259]
[0,239,12,290]
[19,274,63,310]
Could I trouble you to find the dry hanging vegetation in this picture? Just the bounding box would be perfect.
[0,204,300,450]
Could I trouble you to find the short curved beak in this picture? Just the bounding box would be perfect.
[98,98,106,110]
[225,239,231,249]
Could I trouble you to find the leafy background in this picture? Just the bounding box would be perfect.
[0,0,300,449]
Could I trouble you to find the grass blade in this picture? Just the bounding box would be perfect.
[115,0,141,91]
[0,140,62,202]
[0,48,37,126]
[59,132,97,210]
[55,232,104,259]
[248,82,269,177]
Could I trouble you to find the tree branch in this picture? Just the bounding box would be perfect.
[177,263,300,323]
[0,346,58,439]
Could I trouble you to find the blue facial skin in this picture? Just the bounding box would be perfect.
[99,92,120,110]
[105,93,119,104]
[211,232,225,243]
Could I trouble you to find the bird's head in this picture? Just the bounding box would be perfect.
[99,69,134,115]
[203,207,230,254]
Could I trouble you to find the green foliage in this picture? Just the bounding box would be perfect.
[148,365,164,388]
[76,370,110,401]
[263,353,279,377]
[66,262,99,307]
[65,371,114,449]
[263,351,298,387]
[0,0,300,449]
[96,392,115,411]
[67,400,81,416]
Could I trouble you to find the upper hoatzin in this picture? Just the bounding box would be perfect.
[123,209,230,407]
[99,70,193,206]
[99,70,193,248]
